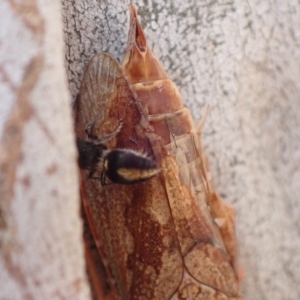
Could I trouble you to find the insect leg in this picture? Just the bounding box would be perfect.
[88,169,98,179]
[85,120,123,143]
[100,171,109,186]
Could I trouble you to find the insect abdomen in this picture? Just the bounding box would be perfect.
[103,149,159,184]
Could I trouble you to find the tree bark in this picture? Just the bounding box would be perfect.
[1,0,299,299]
[0,0,91,299]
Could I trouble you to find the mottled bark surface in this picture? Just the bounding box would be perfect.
[63,1,300,299]
[0,0,90,299]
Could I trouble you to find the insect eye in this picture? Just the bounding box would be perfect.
[103,149,159,184]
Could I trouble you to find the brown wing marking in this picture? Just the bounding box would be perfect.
[172,269,242,300]
[156,137,239,297]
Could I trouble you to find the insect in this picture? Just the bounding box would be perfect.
[76,122,159,185]
[75,4,242,300]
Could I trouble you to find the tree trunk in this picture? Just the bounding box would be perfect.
[1,0,299,299]
[0,0,91,299]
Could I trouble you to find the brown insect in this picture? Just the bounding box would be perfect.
[75,4,242,300]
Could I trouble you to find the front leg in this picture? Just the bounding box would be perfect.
[85,120,123,143]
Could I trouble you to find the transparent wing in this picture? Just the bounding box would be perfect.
[75,53,121,140]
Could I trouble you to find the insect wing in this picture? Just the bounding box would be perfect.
[121,5,242,299]
[75,4,242,300]
[75,53,120,139]
[75,53,184,300]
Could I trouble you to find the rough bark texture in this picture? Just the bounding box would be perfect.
[63,1,300,299]
[0,0,91,299]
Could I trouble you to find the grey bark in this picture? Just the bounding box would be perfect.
[0,0,91,299]
[63,1,300,299]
